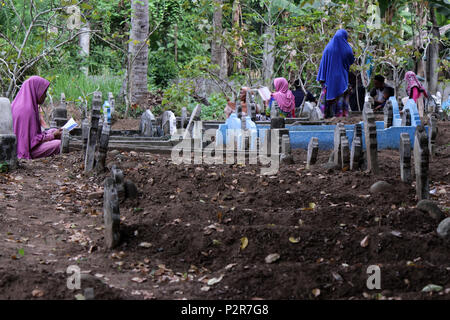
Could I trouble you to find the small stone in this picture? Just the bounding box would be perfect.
[417,200,445,221]
[370,181,393,194]
[436,218,450,239]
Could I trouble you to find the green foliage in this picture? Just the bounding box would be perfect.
[41,71,123,112]
[161,80,195,115]
[0,162,9,173]
[148,49,179,87]
[203,93,227,120]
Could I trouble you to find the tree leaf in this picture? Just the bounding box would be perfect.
[240,237,248,250]
[207,274,223,286]
[422,284,443,292]
[289,237,300,244]
[265,253,280,264]
[360,235,369,248]
[312,288,321,297]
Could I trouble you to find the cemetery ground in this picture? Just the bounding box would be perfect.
[0,119,449,300]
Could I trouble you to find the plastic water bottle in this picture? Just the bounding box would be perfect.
[103,101,111,124]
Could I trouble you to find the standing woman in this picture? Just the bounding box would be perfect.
[11,76,62,159]
[271,77,296,118]
[317,29,355,118]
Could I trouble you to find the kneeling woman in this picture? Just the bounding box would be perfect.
[12,76,62,159]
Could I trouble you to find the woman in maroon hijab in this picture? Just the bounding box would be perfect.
[11,76,62,159]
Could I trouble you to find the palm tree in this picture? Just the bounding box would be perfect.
[129,0,149,108]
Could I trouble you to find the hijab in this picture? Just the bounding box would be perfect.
[272,77,295,117]
[11,76,50,159]
[317,29,355,100]
[404,71,427,98]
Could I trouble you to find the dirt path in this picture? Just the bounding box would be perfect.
[0,120,449,300]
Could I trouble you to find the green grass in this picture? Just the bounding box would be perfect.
[42,71,123,106]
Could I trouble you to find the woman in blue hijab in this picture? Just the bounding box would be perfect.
[317,29,355,118]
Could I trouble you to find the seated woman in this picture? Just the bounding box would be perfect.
[265,77,296,118]
[11,76,62,159]
[405,71,428,103]
[404,71,428,117]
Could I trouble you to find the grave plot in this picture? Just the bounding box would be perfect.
[0,114,448,300]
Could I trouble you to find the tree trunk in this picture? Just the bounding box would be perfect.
[426,5,439,96]
[219,31,228,80]
[211,0,223,68]
[129,0,149,108]
[385,4,395,25]
[232,0,243,73]
[174,24,178,64]
[413,2,427,78]
[262,25,275,87]
[79,21,90,76]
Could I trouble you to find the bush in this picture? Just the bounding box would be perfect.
[148,48,179,87]
[161,80,195,115]
[202,93,227,120]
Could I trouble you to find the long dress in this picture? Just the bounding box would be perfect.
[316,29,355,118]
[11,76,61,159]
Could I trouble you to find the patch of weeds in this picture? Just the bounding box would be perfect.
[0,162,9,173]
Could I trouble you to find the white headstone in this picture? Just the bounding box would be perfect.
[0,97,17,169]
[0,97,13,135]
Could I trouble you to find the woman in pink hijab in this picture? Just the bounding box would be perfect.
[271,77,296,118]
[11,76,62,159]
[404,71,428,103]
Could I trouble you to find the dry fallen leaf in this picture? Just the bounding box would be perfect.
[225,263,237,271]
[207,274,224,286]
[360,235,370,248]
[391,231,402,238]
[131,277,147,283]
[75,294,85,300]
[312,288,321,297]
[240,237,248,250]
[331,272,343,282]
[265,253,280,264]
[422,284,443,293]
[32,289,44,297]
[289,237,300,244]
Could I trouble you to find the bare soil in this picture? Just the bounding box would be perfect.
[0,118,449,300]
